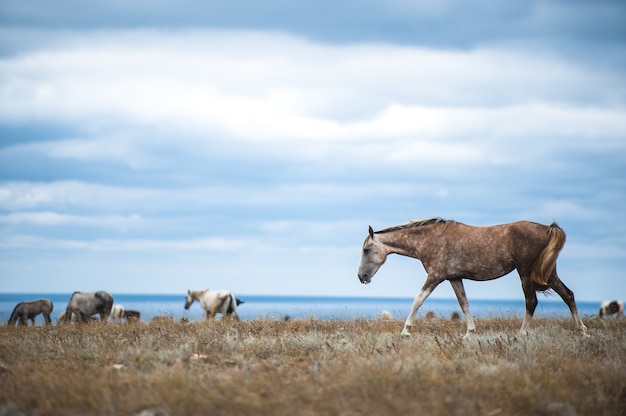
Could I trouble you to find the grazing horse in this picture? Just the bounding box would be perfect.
[64,291,114,323]
[110,304,124,322]
[184,289,242,320]
[8,299,53,326]
[599,300,623,319]
[122,309,141,322]
[357,218,588,337]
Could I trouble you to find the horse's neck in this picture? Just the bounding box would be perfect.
[377,226,438,259]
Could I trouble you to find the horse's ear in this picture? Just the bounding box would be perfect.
[187,289,191,295]
[368,226,374,238]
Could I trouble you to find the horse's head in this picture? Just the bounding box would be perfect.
[184,290,195,310]
[357,226,388,284]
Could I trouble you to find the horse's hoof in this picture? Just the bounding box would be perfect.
[400,328,411,337]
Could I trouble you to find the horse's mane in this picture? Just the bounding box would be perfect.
[375,217,453,234]
[9,302,23,320]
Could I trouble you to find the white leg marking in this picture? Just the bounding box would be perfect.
[449,279,476,336]
[402,279,440,337]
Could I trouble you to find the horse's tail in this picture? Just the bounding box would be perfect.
[8,302,22,325]
[227,293,239,318]
[530,222,566,287]
[227,294,235,313]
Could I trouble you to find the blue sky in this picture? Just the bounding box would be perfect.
[1,1,625,302]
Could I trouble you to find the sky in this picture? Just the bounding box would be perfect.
[0,1,625,302]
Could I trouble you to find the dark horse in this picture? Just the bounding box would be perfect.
[8,299,54,326]
[64,291,114,323]
[358,218,588,337]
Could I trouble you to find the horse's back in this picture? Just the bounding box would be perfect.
[201,290,229,306]
[458,221,551,249]
[96,291,113,302]
[67,291,113,314]
[439,221,539,252]
[456,220,546,235]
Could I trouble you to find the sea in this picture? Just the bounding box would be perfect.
[0,293,603,324]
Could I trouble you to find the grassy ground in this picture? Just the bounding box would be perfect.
[1,316,625,416]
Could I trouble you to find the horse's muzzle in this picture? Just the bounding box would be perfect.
[358,274,371,284]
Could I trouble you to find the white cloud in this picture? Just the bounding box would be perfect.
[0,234,258,252]
[0,211,142,227]
[1,29,623,150]
[533,200,602,220]
[0,180,437,211]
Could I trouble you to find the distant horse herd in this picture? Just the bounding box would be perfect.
[6,290,623,328]
[7,288,242,326]
[4,218,625,338]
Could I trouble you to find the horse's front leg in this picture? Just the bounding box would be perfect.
[402,275,442,337]
[449,279,476,337]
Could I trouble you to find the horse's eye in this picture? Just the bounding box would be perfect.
[363,248,370,255]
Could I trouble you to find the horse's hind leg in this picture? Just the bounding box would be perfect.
[519,274,538,335]
[449,279,476,336]
[549,274,588,336]
[44,313,52,325]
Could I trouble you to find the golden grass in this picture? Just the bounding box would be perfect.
[1,317,625,416]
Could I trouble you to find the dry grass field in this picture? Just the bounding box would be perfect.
[1,317,625,416]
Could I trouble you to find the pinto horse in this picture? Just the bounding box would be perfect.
[184,289,242,320]
[599,300,624,319]
[110,304,124,322]
[8,298,53,326]
[64,291,114,323]
[358,218,588,337]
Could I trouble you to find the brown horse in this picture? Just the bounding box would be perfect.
[8,299,54,326]
[109,304,141,323]
[357,218,588,337]
[122,310,141,322]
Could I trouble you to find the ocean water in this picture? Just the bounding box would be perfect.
[0,293,603,325]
